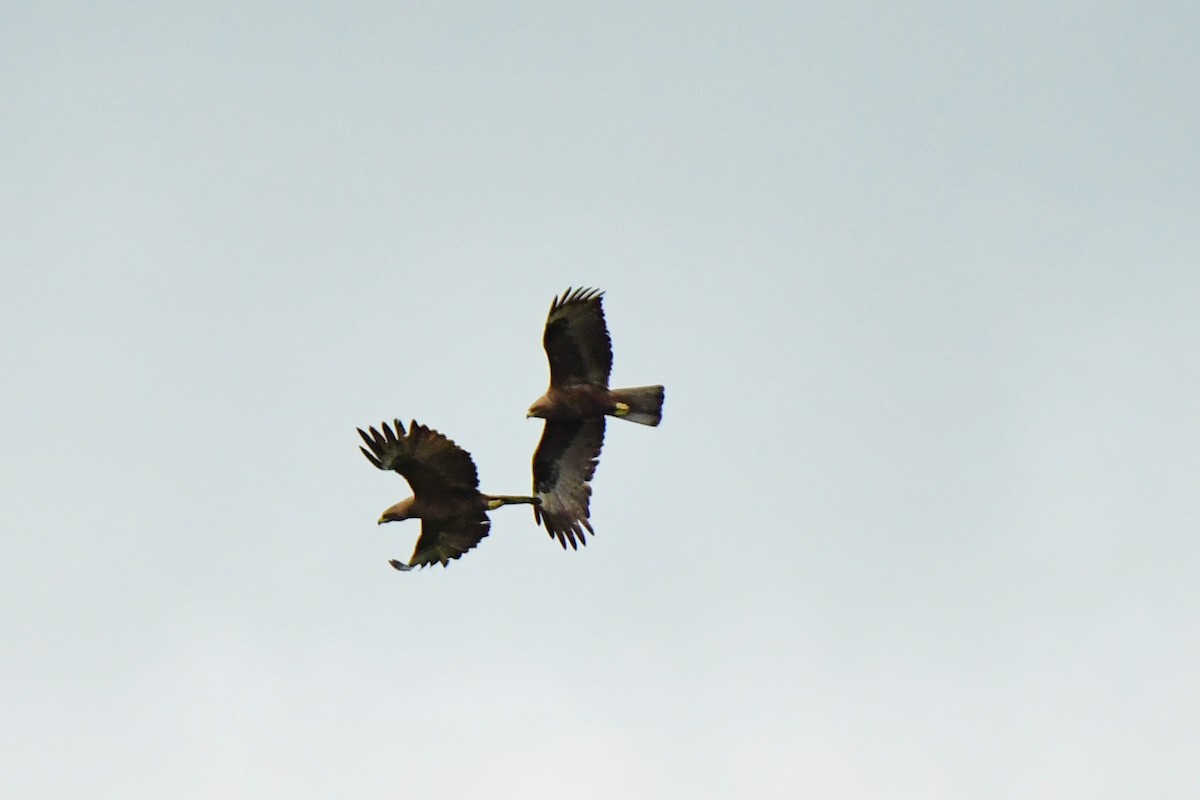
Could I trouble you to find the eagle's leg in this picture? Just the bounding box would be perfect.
[613,401,630,416]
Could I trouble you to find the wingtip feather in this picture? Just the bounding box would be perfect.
[359,445,382,469]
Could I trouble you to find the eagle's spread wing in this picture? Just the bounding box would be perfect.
[401,510,491,570]
[357,419,480,498]
[532,417,605,549]
[543,287,612,387]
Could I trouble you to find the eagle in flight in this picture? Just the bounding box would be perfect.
[357,419,539,570]
[526,287,664,549]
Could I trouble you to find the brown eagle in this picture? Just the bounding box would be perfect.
[526,287,664,549]
[357,419,539,571]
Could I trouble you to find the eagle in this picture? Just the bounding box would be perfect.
[357,419,539,571]
[526,287,664,549]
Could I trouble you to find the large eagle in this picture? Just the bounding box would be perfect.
[526,287,664,549]
[357,419,539,571]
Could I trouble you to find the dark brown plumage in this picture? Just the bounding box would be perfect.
[357,419,538,571]
[527,287,664,549]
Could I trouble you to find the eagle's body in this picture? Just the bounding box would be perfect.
[528,383,619,420]
[358,419,538,570]
[527,287,664,549]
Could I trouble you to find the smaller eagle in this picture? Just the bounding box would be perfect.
[527,287,664,549]
[357,419,539,571]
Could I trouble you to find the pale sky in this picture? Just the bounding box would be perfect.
[3,2,1199,797]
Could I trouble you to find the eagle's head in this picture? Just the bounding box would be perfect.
[526,396,550,419]
[378,496,416,524]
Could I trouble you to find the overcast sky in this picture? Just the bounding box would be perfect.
[3,2,1198,797]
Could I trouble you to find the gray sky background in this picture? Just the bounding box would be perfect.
[3,2,1198,797]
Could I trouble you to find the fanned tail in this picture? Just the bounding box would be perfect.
[611,385,665,426]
